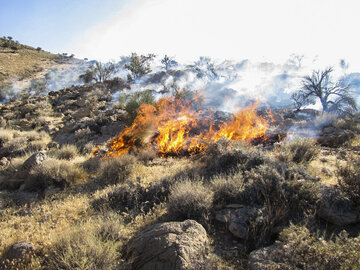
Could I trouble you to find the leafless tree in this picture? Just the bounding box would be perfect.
[296,67,357,114]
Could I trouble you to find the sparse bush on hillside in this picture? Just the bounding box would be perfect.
[53,144,79,160]
[124,53,155,82]
[131,148,157,164]
[167,180,213,225]
[79,61,118,84]
[25,158,88,191]
[98,155,136,186]
[278,138,320,164]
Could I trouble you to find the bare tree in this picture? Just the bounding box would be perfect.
[296,67,357,114]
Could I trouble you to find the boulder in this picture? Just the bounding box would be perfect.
[2,241,35,261]
[216,204,268,239]
[126,220,209,270]
[21,151,46,171]
[317,186,360,225]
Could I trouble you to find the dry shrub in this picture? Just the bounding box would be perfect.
[98,155,136,186]
[25,158,88,191]
[262,225,360,270]
[200,140,266,177]
[54,144,79,160]
[167,180,213,224]
[0,129,50,157]
[44,215,122,270]
[132,148,157,165]
[211,173,244,207]
[337,156,360,204]
[278,138,320,164]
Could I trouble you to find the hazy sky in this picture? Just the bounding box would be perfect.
[2,0,360,69]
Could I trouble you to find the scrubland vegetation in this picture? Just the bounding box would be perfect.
[1,41,360,269]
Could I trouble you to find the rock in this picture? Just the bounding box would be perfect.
[0,157,10,169]
[126,220,209,270]
[2,241,35,261]
[248,243,282,270]
[216,205,268,239]
[21,151,46,171]
[317,186,360,225]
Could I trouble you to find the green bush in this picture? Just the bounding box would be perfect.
[98,155,136,186]
[124,90,155,123]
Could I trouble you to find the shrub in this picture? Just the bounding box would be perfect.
[44,216,122,270]
[132,148,157,164]
[337,157,360,204]
[54,144,79,160]
[211,173,244,207]
[261,225,360,270]
[25,158,88,191]
[98,155,136,186]
[278,138,320,164]
[124,90,155,123]
[167,180,213,224]
[200,140,266,177]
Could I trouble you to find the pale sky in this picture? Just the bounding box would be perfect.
[69,0,360,70]
[1,0,360,70]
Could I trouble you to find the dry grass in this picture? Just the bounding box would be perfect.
[53,144,79,160]
[167,179,213,223]
[0,129,51,157]
[25,158,88,191]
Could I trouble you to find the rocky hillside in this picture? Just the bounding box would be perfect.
[0,50,360,269]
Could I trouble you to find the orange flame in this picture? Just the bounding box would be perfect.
[105,96,272,157]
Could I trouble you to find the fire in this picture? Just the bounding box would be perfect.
[105,95,272,157]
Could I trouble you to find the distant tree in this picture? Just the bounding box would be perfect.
[295,67,357,114]
[124,53,155,82]
[36,47,42,51]
[193,56,218,80]
[161,55,178,71]
[7,36,12,41]
[79,61,118,84]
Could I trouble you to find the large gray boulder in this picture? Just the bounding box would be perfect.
[126,220,209,270]
[317,186,360,225]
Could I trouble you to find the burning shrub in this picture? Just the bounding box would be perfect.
[278,138,320,164]
[167,180,213,225]
[337,157,360,204]
[53,144,79,160]
[98,155,136,186]
[25,158,88,191]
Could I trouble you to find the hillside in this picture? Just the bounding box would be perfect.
[0,43,360,269]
